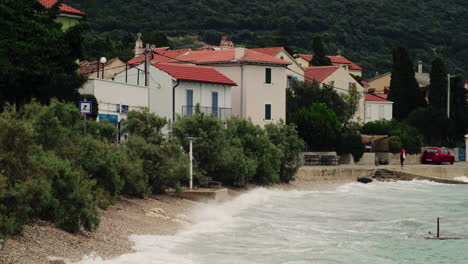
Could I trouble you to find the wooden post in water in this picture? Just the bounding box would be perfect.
[437,217,440,238]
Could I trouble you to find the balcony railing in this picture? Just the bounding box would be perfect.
[182,106,232,120]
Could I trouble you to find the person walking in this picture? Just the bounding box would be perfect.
[400,148,406,168]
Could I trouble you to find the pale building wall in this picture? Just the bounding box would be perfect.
[349,69,362,77]
[368,73,391,94]
[87,59,126,80]
[114,65,232,123]
[274,50,305,82]
[321,67,365,122]
[80,78,148,122]
[295,56,310,68]
[212,66,243,117]
[364,101,393,123]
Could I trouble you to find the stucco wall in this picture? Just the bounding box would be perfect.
[364,101,393,122]
[80,78,148,122]
[87,60,126,80]
[214,64,287,126]
[274,50,304,82]
[322,67,365,122]
[368,73,391,94]
[56,15,81,30]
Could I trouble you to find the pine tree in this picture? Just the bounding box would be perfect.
[388,46,426,120]
[429,58,447,109]
[309,36,332,66]
[0,0,87,108]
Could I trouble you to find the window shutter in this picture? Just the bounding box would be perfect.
[265,104,271,120]
[265,68,272,84]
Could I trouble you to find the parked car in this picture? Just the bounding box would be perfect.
[421,147,455,164]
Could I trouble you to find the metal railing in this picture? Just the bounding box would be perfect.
[182,106,232,120]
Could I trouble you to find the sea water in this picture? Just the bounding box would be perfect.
[77,181,468,264]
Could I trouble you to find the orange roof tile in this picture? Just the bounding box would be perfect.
[299,54,362,70]
[128,49,190,65]
[37,0,85,16]
[304,66,340,83]
[153,63,237,86]
[175,49,290,65]
[250,47,284,56]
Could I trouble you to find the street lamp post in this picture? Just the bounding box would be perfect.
[185,137,197,189]
[100,57,107,79]
[447,74,455,119]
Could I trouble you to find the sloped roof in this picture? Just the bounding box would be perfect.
[153,63,237,86]
[304,66,340,83]
[298,54,362,70]
[79,57,122,76]
[128,49,190,65]
[175,48,290,65]
[367,72,391,82]
[37,0,85,16]
[250,47,284,56]
[365,93,393,103]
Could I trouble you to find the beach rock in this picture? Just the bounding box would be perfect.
[145,208,170,219]
[357,177,373,184]
[47,256,68,264]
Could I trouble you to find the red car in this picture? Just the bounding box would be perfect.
[421,147,455,164]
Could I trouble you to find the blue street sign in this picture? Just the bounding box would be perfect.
[80,101,92,115]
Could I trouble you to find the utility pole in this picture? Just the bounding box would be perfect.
[447,74,455,119]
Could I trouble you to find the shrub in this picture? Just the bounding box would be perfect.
[290,104,340,151]
[388,136,402,153]
[361,120,393,135]
[338,134,365,162]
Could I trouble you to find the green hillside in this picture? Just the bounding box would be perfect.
[70,0,468,78]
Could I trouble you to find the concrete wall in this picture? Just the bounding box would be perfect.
[365,101,393,123]
[356,152,376,165]
[80,78,148,122]
[273,50,304,82]
[389,153,422,165]
[322,67,365,122]
[56,14,82,30]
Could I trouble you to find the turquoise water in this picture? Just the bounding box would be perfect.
[78,181,468,264]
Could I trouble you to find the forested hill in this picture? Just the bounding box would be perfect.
[70,0,468,78]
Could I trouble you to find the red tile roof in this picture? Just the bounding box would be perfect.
[304,66,340,83]
[365,93,392,102]
[37,0,85,16]
[128,49,190,65]
[79,57,121,76]
[153,63,237,86]
[299,54,362,70]
[175,48,290,65]
[250,47,284,56]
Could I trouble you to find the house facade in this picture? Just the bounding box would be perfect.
[305,66,365,121]
[364,93,393,122]
[296,54,363,77]
[37,0,85,30]
[174,48,291,126]
[114,63,236,128]
[250,47,305,85]
[79,78,148,128]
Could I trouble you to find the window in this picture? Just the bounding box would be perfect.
[186,90,193,116]
[265,104,271,120]
[265,68,272,84]
[287,76,292,88]
[212,92,218,118]
[379,105,384,119]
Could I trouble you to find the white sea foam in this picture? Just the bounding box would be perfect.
[75,182,468,264]
[454,176,468,182]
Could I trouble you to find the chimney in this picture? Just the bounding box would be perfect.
[235,47,245,60]
[375,72,379,77]
[418,61,423,73]
[135,32,143,58]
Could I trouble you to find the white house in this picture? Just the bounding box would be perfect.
[174,47,291,126]
[364,93,393,122]
[305,66,366,121]
[297,54,363,77]
[250,47,305,85]
[114,62,236,129]
[79,78,148,128]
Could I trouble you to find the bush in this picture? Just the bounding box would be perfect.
[338,134,365,162]
[388,136,402,153]
[290,104,340,151]
[361,120,393,135]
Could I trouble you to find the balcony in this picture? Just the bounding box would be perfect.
[182,106,232,120]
